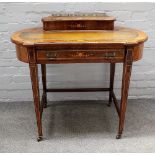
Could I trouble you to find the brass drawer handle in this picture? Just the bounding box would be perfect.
[87,51,116,58]
[46,52,57,59]
[104,52,116,59]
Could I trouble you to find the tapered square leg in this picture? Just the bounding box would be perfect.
[29,63,43,142]
[116,49,133,139]
[41,64,47,108]
[108,63,115,107]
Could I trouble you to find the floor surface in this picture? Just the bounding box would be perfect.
[0,99,155,152]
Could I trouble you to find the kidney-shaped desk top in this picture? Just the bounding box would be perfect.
[11,26,147,46]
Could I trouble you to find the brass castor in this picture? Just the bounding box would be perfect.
[43,102,47,108]
[116,134,122,139]
[37,136,43,142]
[107,102,112,107]
[43,95,47,108]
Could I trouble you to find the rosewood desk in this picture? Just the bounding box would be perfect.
[11,15,148,141]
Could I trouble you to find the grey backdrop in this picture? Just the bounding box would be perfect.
[0,2,155,102]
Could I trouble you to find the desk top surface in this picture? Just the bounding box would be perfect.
[11,26,148,46]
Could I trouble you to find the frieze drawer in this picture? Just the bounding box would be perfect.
[36,49,125,62]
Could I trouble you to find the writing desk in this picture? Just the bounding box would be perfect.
[11,18,148,141]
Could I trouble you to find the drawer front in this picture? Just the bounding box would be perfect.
[36,49,125,62]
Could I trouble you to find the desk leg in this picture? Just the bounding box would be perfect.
[29,63,43,142]
[41,64,47,108]
[116,49,132,139]
[108,63,115,106]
